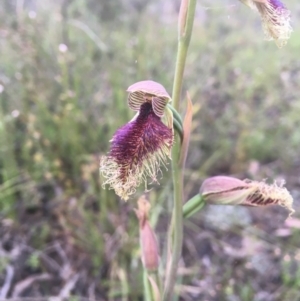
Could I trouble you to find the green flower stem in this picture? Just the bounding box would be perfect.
[183,194,205,218]
[143,270,152,301]
[163,0,197,300]
[167,103,184,141]
[152,270,163,298]
[143,270,162,301]
[173,118,184,141]
[167,104,183,128]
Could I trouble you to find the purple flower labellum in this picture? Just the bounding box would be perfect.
[100,102,173,200]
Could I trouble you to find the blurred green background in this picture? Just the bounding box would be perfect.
[1,0,300,300]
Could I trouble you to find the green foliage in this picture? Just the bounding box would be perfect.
[27,252,40,269]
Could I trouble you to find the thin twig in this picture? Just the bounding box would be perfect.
[0,265,14,299]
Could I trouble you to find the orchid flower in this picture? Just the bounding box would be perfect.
[100,80,174,200]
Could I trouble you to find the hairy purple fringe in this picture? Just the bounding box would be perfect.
[109,102,173,183]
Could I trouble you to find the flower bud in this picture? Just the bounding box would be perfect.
[200,176,294,215]
[200,176,255,205]
[135,196,159,271]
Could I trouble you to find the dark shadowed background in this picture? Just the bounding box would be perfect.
[1,0,300,300]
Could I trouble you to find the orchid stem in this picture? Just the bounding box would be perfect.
[183,194,205,218]
[163,0,197,300]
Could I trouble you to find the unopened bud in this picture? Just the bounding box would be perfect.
[135,196,159,271]
[200,176,294,215]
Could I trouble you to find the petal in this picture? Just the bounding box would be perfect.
[127,90,145,112]
[152,96,169,117]
[127,80,171,116]
[127,80,171,98]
